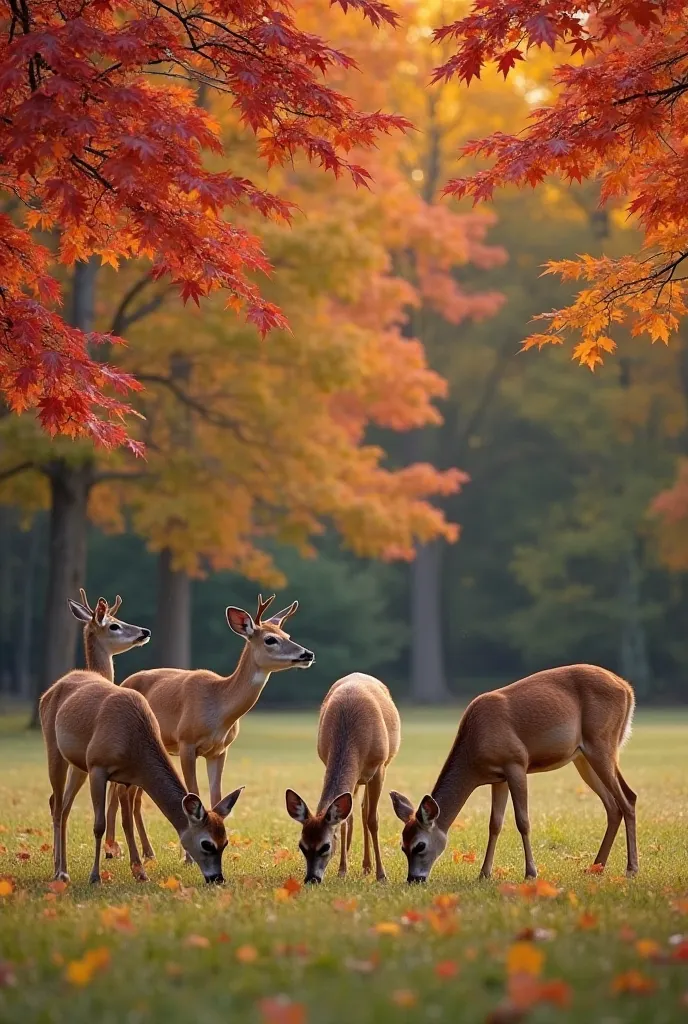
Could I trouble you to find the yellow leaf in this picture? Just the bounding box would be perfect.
[506,942,544,978]
[0,879,14,897]
[159,876,181,891]
[373,922,401,937]
[635,939,661,959]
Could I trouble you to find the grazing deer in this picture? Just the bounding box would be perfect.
[390,664,637,883]
[106,594,314,862]
[68,589,151,681]
[39,668,243,885]
[285,672,401,884]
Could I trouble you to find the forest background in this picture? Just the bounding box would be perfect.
[2,0,688,712]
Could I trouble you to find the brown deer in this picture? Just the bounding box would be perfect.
[106,594,314,862]
[39,666,243,885]
[285,672,401,884]
[391,664,637,883]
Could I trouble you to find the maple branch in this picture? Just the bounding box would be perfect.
[70,154,114,192]
[110,275,171,335]
[0,461,35,483]
[135,373,249,436]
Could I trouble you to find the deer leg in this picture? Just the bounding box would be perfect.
[338,821,348,876]
[581,747,638,876]
[573,754,623,869]
[365,768,387,882]
[88,767,109,884]
[206,751,226,809]
[346,811,354,852]
[47,751,68,879]
[56,765,87,881]
[104,783,123,859]
[132,788,155,861]
[361,785,372,875]
[479,781,509,879]
[179,742,200,865]
[505,767,537,879]
[119,786,148,881]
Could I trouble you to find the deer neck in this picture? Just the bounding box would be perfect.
[84,630,114,683]
[318,740,360,813]
[431,737,477,834]
[132,748,189,835]
[220,644,272,721]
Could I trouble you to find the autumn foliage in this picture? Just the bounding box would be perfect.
[436,0,688,369]
[0,0,407,444]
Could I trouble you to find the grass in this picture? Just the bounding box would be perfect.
[0,707,687,1024]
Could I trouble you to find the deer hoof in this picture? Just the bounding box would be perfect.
[54,871,70,883]
[376,873,387,883]
[104,841,122,860]
[88,873,101,885]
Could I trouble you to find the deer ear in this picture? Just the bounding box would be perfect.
[212,786,244,820]
[265,600,298,628]
[68,599,92,623]
[94,598,108,624]
[226,607,255,638]
[182,793,208,824]
[390,790,415,824]
[417,794,440,829]
[324,792,353,826]
[285,789,310,823]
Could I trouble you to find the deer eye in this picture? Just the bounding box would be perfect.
[200,840,216,854]
[317,844,330,857]
[264,635,279,646]
[411,841,427,855]
[109,623,121,631]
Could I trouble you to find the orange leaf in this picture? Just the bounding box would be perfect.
[577,912,598,930]
[374,921,401,937]
[332,898,358,913]
[236,945,259,964]
[506,943,544,978]
[15,851,30,861]
[427,910,459,936]
[612,971,657,995]
[100,905,135,933]
[259,997,307,1024]
[48,879,68,895]
[42,908,58,919]
[433,893,460,910]
[159,876,181,891]
[619,925,637,942]
[184,934,210,949]
[391,989,417,1008]
[585,863,604,875]
[282,877,302,896]
[635,939,661,959]
[0,879,14,897]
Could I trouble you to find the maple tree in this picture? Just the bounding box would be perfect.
[435,0,688,369]
[0,0,407,445]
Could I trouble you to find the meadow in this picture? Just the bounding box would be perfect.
[0,707,686,1024]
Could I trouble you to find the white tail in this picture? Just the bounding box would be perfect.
[391,664,638,883]
[285,672,401,884]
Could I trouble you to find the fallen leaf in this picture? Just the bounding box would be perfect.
[273,849,292,864]
[333,897,358,913]
[0,845,6,855]
[635,939,661,959]
[612,970,657,995]
[506,943,544,978]
[433,893,460,910]
[435,960,459,979]
[391,989,417,1008]
[671,898,688,915]
[217,932,231,944]
[427,910,458,936]
[577,912,599,930]
[672,939,688,962]
[159,876,181,891]
[48,880,68,895]
[101,906,135,933]
[618,925,637,942]
[585,863,604,875]
[42,907,58,919]
[236,944,259,964]
[165,962,183,978]
[373,921,402,937]
[486,1003,526,1024]
[15,851,30,862]
[282,877,302,896]
[259,996,307,1024]
[184,934,210,949]
[400,908,424,926]
[40,843,52,853]
[65,947,111,987]
[507,974,571,1011]
[567,891,579,907]
[100,870,113,883]
[0,879,14,897]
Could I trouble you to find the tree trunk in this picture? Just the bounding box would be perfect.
[18,516,41,699]
[618,542,652,697]
[31,462,92,722]
[30,259,99,725]
[410,539,449,703]
[155,547,191,668]
[0,507,14,693]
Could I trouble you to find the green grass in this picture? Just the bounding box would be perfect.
[0,708,687,1023]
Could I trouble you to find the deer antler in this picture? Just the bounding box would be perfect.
[255,593,276,624]
[109,595,122,616]
[79,588,94,615]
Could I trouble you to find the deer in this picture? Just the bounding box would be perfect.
[105,594,314,863]
[390,664,638,884]
[39,661,243,885]
[68,588,151,681]
[285,672,401,884]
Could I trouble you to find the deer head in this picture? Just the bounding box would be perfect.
[68,589,151,656]
[179,788,243,883]
[390,791,447,883]
[285,788,353,883]
[225,594,315,675]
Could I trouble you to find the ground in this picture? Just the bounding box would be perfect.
[0,708,686,1024]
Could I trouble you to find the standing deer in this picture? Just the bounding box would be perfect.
[39,667,243,885]
[285,672,401,884]
[106,594,314,862]
[391,664,637,883]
